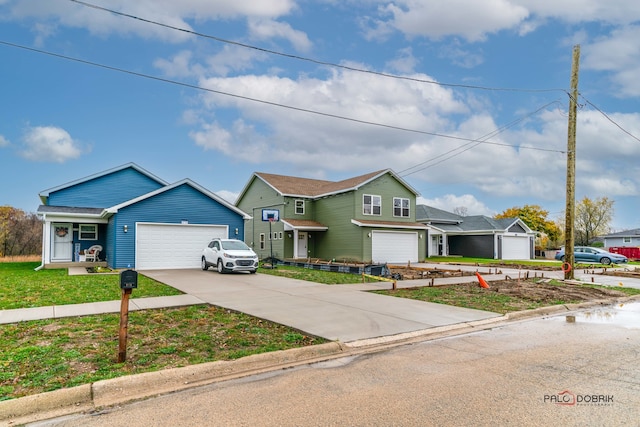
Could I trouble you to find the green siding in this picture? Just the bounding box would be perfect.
[314,192,362,261]
[355,174,417,222]
[236,171,425,262]
[236,177,286,259]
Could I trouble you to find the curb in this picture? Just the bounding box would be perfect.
[3,295,640,425]
[0,342,344,425]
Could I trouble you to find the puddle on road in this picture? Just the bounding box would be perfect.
[562,302,640,329]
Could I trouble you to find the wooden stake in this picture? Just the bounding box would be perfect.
[118,288,132,363]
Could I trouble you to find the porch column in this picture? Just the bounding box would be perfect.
[292,229,299,259]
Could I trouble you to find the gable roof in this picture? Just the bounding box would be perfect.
[416,205,533,234]
[39,163,168,204]
[603,228,640,238]
[416,205,462,224]
[106,179,251,219]
[239,169,419,201]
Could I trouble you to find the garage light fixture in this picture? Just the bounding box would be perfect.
[123,225,128,233]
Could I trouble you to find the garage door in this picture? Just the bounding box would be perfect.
[372,231,418,264]
[136,223,228,270]
[501,236,530,260]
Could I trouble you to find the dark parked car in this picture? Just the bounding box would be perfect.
[555,246,628,265]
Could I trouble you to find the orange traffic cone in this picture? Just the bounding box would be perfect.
[476,272,490,289]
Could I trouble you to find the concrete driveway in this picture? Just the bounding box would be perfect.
[142,269,500,343]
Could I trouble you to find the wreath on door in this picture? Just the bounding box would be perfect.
[55,227,69,237]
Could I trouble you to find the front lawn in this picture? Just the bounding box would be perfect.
[258,264,381,284]
[0,305,325,400]
[0,262,327,400]
[0,262,182,309]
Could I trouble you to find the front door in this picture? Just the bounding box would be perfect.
[297,232,308,258]
[52,223,73,261]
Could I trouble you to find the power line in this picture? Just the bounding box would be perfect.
[580,96,640,143]
[0,39,567,155]
[399,100,564,177]
[68,0,567,95]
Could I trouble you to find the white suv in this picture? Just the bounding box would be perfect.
[202,238,259,274]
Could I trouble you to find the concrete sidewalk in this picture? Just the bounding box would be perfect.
[2,264,639,331]
[4,263,640,425]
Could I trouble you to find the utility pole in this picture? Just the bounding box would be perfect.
[564,45,580,280]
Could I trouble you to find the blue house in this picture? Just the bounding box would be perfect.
[37,163,250,270]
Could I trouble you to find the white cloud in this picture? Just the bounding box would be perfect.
[248,18,312,52]
[6,0,298,43]
[191,67,467,173]
[20,126,83,163]
[215,189,239,204]
[582,25,640,97]
[373,0,530,42]
[368,0,640,43]
[418,194,495,216]
[186,61,640,207]
[0,134,9,147]
[385,47,419,74]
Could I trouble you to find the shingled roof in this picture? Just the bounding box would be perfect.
[254,169,402,198]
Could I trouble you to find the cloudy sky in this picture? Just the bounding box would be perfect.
[1,0,639,230]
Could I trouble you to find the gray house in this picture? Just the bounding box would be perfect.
[602,229,640,248]
[416,205,536,260]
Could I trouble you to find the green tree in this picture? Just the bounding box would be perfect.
[574,196,614,246]
[494,204,561,248]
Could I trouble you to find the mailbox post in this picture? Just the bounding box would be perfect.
[118,269,138,363]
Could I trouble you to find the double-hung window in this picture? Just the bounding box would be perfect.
[363,195,381,215]
[79,224,98,240]
[393,197,410,218]
[295,199,305,215]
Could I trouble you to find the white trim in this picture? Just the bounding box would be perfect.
[351,219,429,230]
[106,179,252,220]
[281,219,328,231]
[39,163,168,204]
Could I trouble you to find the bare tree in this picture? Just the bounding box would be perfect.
[453,206,468,217]
[0,206,42,256]
[574,197,614,246]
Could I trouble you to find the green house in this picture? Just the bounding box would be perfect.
[235,169,428,263]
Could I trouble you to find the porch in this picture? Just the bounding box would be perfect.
[42,261,108,270]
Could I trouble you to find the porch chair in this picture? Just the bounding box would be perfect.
[85,245,102,262]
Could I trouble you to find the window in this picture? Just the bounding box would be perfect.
[259,233,265,250]
[393,198,410,217]
[79,224,97,240]
[279,232,283,239]
[623,237,632,243]
[363,194,381,215]
[295,199,305,215]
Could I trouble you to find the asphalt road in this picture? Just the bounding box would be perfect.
[37,302,640,427]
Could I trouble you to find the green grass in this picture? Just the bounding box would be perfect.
[0,305,325,400]
[426,256,638,267]
[0,262,182,309]
[0,262,327,401]
[259,264,381,284]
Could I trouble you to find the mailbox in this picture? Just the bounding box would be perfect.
[120,269,138,289]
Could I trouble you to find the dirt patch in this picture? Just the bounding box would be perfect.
[382,278,636,314]
[476,278,628,304]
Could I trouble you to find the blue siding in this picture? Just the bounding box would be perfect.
[113,183,245,268]
[48,168,164,208]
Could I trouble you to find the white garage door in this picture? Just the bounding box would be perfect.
[372,231,419,264]
[501,236,530,260]
[136,223,228,270]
